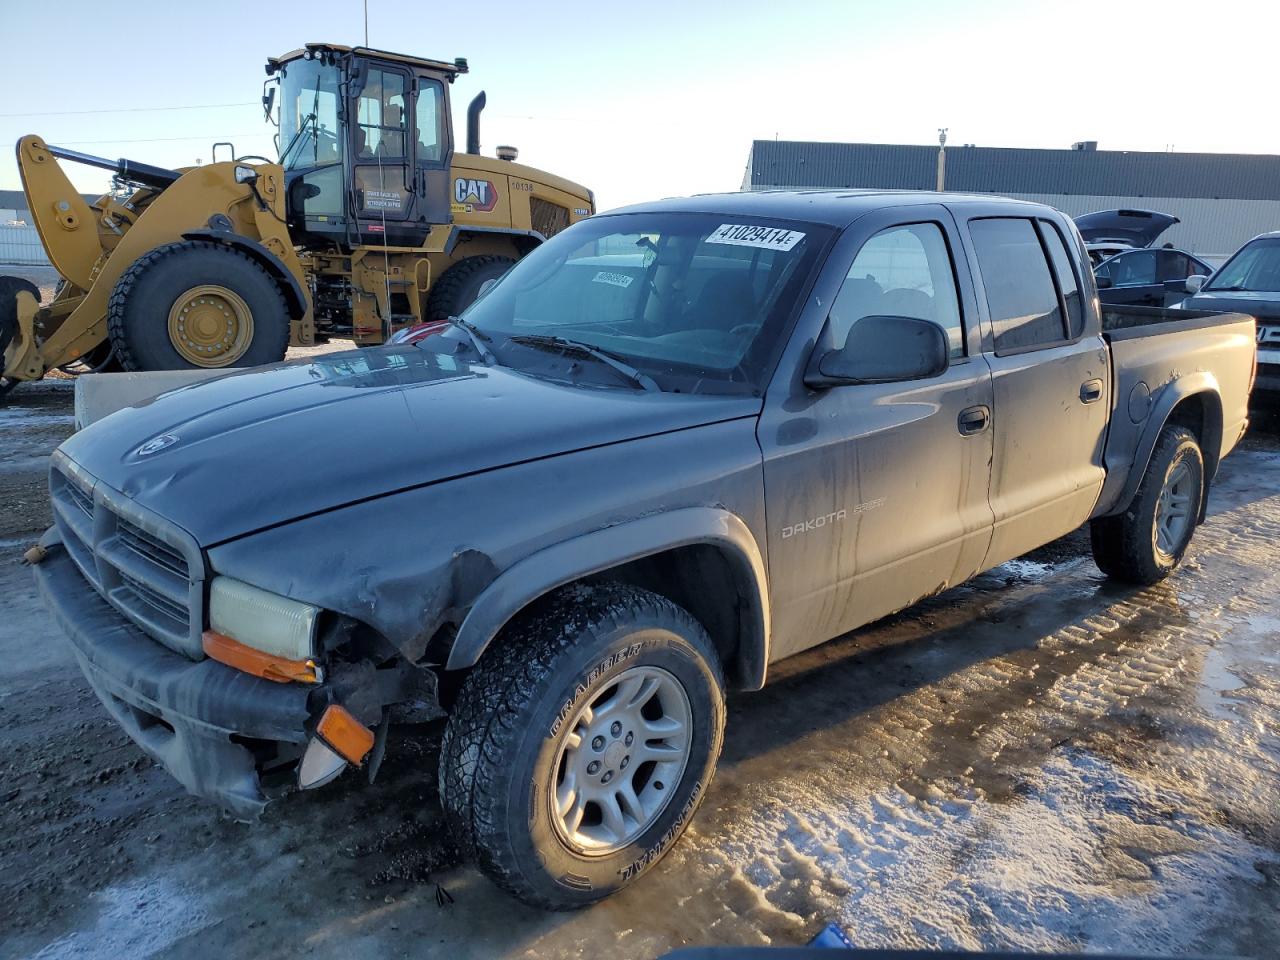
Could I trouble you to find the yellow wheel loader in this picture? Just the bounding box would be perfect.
[0,43,594,397]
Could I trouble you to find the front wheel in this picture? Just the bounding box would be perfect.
[1090,425,1204,584]
[107,240,291,371]
[439,584,725,909]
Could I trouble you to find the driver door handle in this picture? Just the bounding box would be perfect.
[958,405,990,436]
[1080,379,1104,404]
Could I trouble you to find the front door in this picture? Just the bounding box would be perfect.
[351,64,414,234]
[963,215,1109,569]
[759,207,996,662]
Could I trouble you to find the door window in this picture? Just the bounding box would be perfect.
[970,218,1066,354]
[356,68,408,158]
[1108,250,1158,287]
[830,222,964,358]
[1038,221,1084,338]
[1156,250,1192,282]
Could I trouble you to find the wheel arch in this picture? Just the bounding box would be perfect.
[181,229,308,320]
[445,508,771,691]
[444,225,544,259]
[1115,375,1223,522]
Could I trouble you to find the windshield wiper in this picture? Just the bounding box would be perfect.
[506,334,659,392]
[279,111,315,167]
[448,315,496,365]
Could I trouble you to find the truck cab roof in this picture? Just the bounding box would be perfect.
[601,189,1051,228]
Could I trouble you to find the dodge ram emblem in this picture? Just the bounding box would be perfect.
[135,434,179,457]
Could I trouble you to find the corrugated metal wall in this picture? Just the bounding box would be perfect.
[0,225,49,265]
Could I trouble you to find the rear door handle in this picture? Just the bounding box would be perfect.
[958,405,990,435]
[1080,379,1104,404]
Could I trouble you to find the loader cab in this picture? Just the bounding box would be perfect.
[269,44,462,249]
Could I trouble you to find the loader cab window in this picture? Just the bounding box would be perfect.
[415,80,445,164]
[356,68,408,159]
[278,60,342,170]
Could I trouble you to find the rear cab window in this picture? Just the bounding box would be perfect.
[969,217,1083,354]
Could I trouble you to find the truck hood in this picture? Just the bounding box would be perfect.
[57,346,760,545]
[1074,209,1179,247]
[1184,288,1280,319]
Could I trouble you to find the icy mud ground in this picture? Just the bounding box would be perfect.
[2,379,1278,960]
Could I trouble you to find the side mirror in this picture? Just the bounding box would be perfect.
[1095,275,1114,290]
[805,315,949,388]
[1185,274,1207,294]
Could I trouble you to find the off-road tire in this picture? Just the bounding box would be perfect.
[0,276,40,359]
[439,583,725,909]
[1090,425,1204,585]
[424,255,515,321]
[107,240,290,371]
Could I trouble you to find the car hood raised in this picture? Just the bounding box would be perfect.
[57,346,760,545]
[1075,209,1179,248]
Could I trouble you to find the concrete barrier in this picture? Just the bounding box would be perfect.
[74,370,228,430]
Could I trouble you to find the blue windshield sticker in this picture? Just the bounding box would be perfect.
[707,223,805,250]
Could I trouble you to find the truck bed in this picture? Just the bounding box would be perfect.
[1093,304,1256,517]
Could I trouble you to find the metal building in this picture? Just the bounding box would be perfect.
[742,141,1280,260]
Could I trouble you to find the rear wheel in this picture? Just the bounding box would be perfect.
[1090,425,1204,584]
[439,583,725,908]
[107,241,290,371]
[425,255,515,321]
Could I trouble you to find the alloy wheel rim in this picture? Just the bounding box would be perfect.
[1154,459,1194,556]
[167,284,254,367]
[549,664,692,856]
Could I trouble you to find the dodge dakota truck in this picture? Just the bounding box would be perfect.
[32,190,1256,909]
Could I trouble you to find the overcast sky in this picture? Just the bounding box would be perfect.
[2,0,1276,211]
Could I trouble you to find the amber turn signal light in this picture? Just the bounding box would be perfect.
[202,630,322,684]
[316,705,376,766]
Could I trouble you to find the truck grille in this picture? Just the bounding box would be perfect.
[49,456,206,659]
[530,197,570,239]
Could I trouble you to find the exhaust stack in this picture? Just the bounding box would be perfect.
[466,91,486,155]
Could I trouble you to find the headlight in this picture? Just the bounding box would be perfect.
[234,163,258,184]
[209,576,318,661]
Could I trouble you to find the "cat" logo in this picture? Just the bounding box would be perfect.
[453,177,498,212]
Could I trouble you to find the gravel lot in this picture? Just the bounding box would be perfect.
[1,377,1278,960]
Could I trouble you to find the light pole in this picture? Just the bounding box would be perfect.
[936,128,948,192]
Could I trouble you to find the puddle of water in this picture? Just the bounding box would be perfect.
[1196,645,1248,721]
[997,559,1053,582]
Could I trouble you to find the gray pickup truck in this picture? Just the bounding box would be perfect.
[32,190,1255,908]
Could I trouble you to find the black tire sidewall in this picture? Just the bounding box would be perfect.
[426,256,514,320]
[112,244,289,370]
[491,619,722,905]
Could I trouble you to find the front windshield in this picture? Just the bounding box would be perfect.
[278,59,341,171]
[457,212,831,393]
[1205,237,1280,292]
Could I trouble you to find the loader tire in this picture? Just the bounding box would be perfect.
[0,276,40,359]
[439,583,725,909]
[1090,425,1204,585]
[425,255,515,321]
[107,241,290,372]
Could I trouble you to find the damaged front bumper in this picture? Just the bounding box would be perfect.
[33,532,315,817]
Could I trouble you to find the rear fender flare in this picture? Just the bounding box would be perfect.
[1115,372,1222,519]
[181,229,308,319]
[445,507,771,689]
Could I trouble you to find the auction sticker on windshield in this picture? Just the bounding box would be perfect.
[593,271,635,288]
[707,223,805,250]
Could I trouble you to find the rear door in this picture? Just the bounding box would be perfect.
[759,206,995,661]
[962,215,1109,570]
